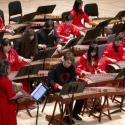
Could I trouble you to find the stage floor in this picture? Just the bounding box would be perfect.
[0,0,125,125]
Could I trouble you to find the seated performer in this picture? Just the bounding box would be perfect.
[40,52,84,123]
[98,34,125,72]
[0,38,31,92]
[36,19,61,49]
[14,28,38,59]
[0,38,30,71]
[0,16,14,42]
[70,0,97,31]
[0,58,23,125]
[56,14,84,44]
[76,44,99,78]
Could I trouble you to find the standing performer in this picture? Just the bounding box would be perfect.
[0,59,22,125]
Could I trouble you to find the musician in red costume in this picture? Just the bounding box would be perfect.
[0,59,22,125]
[0,16,14,41]
[0,38,31,92]
[76,44,99,78]
[98,35,124,72]
[56,14,83,44]
[70,0,97,31]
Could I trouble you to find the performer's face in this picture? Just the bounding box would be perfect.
[91,50,96,57]
[65,20,73,26]
[78,3,83,10]
[3,44,11,53]
[63,59,72,68]
[114,40,122,46]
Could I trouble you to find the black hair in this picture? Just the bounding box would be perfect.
[87,44,98,66]
[1,38,11,46]
[113,34,123,52]
[63,14,73,21]
[73,0,83,14]
[0,59,10,76]
[44,19,54,28]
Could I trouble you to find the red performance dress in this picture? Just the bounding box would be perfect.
[70,9,90,30]
[76,53,98,78]
[0,48,30,92]
[0,17,8,32]
[0,76,17,125]
[98,42,124,72]
[56,22,81,44]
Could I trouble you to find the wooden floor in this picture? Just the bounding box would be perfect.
[1,0,125,125]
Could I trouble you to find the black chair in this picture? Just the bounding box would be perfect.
[84,3,99,20]
[8,0,22,24]
[98,44,107,59]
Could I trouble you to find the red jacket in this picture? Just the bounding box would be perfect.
[0,76,17,125]
[76,53,98,77]
[98,42,124,72]
[0,17,8,32]
[0,48,27,71]
[56,22,81,44]
[70,9,90,29]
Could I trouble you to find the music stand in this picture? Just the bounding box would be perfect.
[15,64,44,77]
[62,38,78,50]
[114,10,125,20]
[31,82,48,125]
[36,5,56,15]
[19,12,36,23]
[60,81,86,95]
[60,81,86,125]
[83,27,102,42]
[33,47,56,60]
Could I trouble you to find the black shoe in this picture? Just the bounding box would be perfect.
[64,116,75,124]
[73,114,82,121]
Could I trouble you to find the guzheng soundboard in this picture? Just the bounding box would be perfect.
[82,73,123,87]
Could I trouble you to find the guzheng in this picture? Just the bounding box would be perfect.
[80,73,123,87]
[33,14,61,21]
[60,87,125,104]
[31,58,61,70]
[13,70,48,83]
[52,45,89,58]
[4,33,22,41]
[106,61,125,73]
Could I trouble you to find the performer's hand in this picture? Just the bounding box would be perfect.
[97,69,106,74]
[57,44,62,52]
[16,91,23,97]
[108,58,117,63]
[38,44,47,49]
[7,29,15,35]
[23,58,32,63]
[82,70,91,76]
[58,85,63,90]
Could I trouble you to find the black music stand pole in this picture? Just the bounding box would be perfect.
[36,102,39,125]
